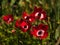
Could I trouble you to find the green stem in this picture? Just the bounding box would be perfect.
[40,39,42,45]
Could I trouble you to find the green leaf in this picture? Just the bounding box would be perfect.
[55,25,60,39]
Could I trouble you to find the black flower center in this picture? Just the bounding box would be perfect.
[38,13,41,17]
[8,18,11,22]
[26,16,30,21]
[24,25,27,28]
[37,30,45,36]
[38,31,42,35]
[26,16,29,19]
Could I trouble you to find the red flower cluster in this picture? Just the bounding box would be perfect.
[2,6,48,39]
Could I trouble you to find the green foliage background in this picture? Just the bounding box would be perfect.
[0,0,60,45]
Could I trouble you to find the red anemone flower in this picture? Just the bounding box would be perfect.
[30,6,47,20]
[15,19,31,32]
[19,19,31,32]
[22,12,35,23]
[31,25,48,39]
[2,14,14,24]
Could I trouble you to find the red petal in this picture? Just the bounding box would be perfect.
[39,24,48,31]
[31,26,39,37]
[28,16,35,23]
[34,6,42,12]
[34,6,38,11]
[15,19,20,28]
[2,15,8,21]
[22,12,29,19]
[39,11,47,20]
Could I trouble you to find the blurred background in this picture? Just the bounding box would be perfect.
[0,0,60,45]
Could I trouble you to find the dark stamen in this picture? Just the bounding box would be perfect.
[38,31,42,35]
[38,13,41,17]
[24,25,27,28]
[26,16,30,20]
